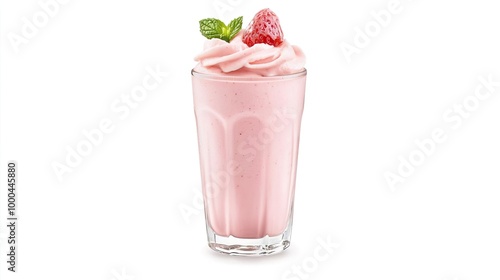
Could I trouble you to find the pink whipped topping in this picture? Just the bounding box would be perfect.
[194,31,305,77]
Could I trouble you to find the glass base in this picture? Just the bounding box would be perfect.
[206,221,293,256]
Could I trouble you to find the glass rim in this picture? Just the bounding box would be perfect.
[191,68,307,81]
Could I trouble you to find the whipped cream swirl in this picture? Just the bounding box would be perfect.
[194,31,305,77]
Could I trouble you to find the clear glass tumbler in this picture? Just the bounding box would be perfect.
[192,69,306,256]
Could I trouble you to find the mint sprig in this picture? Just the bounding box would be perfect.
[199,16,243,43]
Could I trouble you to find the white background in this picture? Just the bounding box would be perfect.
[1,0,500,279]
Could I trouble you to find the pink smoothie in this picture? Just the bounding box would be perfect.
[193,28,306,240]
[192,72,306,239]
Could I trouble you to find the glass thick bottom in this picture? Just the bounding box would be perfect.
[206,217,293,256]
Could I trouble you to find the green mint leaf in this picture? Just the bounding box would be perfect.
[227,16,243,41]
[199,18,227,40]
[199,16,243,43]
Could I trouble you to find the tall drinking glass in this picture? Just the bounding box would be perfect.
[192,69,306,256]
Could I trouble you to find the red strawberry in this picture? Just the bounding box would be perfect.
[242,8,284,47]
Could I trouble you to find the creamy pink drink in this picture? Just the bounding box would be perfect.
[192,9,306,256]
